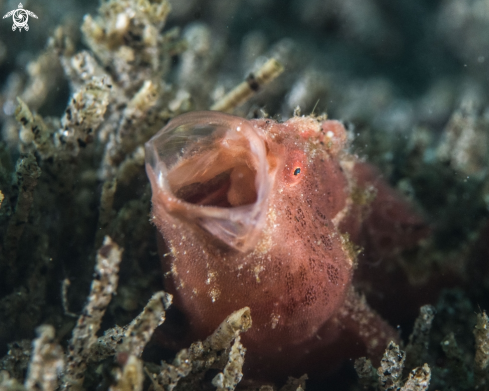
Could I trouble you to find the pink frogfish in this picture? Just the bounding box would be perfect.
[145,111,428,380]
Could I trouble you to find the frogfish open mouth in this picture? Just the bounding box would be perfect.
[145,111,428,380]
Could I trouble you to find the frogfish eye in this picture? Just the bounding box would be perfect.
[284,150,306,187]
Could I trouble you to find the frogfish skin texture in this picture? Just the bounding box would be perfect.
[145,111,426,380]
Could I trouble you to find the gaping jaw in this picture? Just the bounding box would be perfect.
[145,111,277,252]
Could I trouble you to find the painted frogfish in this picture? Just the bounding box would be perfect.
[145,111,428,380]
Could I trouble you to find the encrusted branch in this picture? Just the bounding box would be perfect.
[210,58,284,113]
[61,237,123,391]
[155,307,252,391]
[24,326,64,391]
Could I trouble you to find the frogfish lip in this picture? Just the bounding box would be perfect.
[145,111,274,252]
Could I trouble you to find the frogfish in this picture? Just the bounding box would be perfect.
[145,111,428,380]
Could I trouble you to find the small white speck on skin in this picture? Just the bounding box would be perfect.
[326,130,334,138]
[270,313,280,329]
[209,287,220,302]
[236,126,241,132]
[254,264,265,283]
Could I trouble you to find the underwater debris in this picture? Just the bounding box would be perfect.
[102,79,159,177]
[0,327,64,391]
[108,292,172,391]
[58,78,111,157]
[211,336,246,391]
[0,371,24,391]
[401,364,431,391]
[206,307,252,350]
[15,73,111,160]
[58,0,187,179]
[405,305,436,371]
[61,237,122,391]
[117,291,172,358]
[0,341,32,387]
[81,0,171,94]
[356,305,436,391]
[61,279,78,318]
[378,342,406,391]
[14,99,53,158]
[210,58,284,113]
[356,341,431,391]
[86,291,171,364]
[24,326,64,391]
[155,307,251,391]
[110,355,144,391]
[156,349,192,391]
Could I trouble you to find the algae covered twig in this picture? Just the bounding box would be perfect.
[117,291,172,358]
[402,364,431,391]
[209,308,252,391]
[211,58,284,113]
[89,291,172,363]
[61,237,123,391]
[378,342,406,391]
[211,336,246,391]
[108,292,172,391]
[405,305,436,370]
[24,325,64,391]
[15,98,53,158]
[355,340,431,391]
[155,307,252,391]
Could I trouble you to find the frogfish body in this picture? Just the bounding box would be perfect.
[145,111,426,380]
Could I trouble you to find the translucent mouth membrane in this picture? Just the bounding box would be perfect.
[145,111,273,252]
